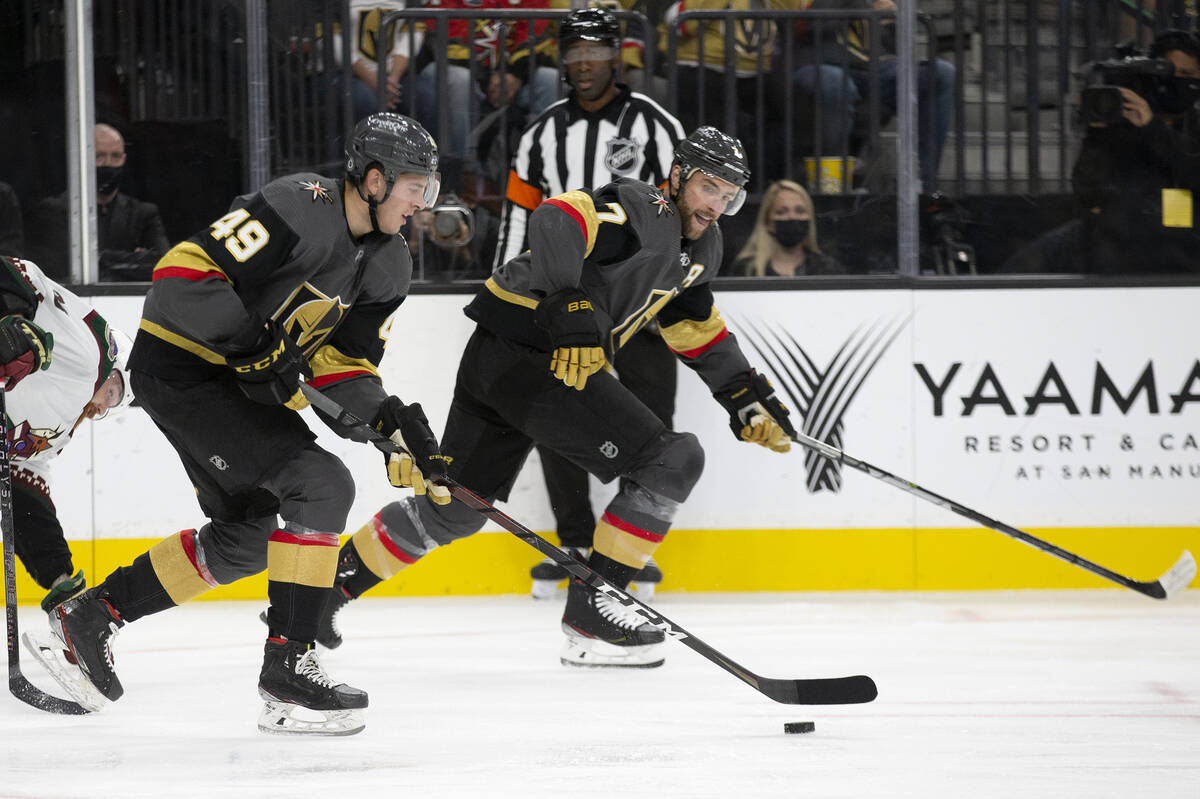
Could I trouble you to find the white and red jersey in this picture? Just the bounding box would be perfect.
[0,256,131,488]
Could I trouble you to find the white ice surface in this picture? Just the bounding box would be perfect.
[2,590,1197,799]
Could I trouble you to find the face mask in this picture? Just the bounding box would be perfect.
[771,218,809,248]
[96,165,123,195]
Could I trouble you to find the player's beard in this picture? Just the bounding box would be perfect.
[674,187,716,240]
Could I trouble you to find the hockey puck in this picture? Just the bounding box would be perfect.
[783,721,815,734]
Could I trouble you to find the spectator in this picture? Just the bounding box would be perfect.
[793,0,955,191]
[663,0,800,183]
[26,124,170,282]
[729,179,846,275]
[1001,30,1200,274]
[0,181,23,256]
[344,2,424,122]
[413,0,561,185]
[495,6,685,599]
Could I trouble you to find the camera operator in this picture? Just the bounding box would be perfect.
[1073,29,1200,274]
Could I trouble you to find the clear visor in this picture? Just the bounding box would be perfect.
[688,168,747,216]
[563,44,618,65]
[423,171,442,208]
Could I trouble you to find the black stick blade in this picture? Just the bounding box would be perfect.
[9,675,89,715]
[761,675,878,705]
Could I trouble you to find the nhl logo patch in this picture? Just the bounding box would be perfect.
[599,441,619,459]
[604,137,639,175]
[209,454,230,471]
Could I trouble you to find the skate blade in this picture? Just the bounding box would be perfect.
[21,631,109,713]
[257,692,365,736]
[530,578,565,600]
[559,633,665,669]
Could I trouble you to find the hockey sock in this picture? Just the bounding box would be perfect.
[337,539,382,598]
[585,550,641,590]
[590,510,665,589]
[346,511,423,590]
[265,528,340,642]
[102,528,219,622]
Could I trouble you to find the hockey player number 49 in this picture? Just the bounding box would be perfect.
[209,209,270,263]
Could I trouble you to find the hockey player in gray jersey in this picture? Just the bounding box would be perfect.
[39,113,449,734]
[497,6,687,601]
[0,256,131,617]
[313,126,798,668]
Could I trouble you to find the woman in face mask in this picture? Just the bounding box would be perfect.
[729,179,845,277]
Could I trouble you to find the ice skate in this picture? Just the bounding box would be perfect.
[530,546,588,600]
[630,557,663,602]
[560,579,665,668]
[257,637,368,736]
[27,588,126,711]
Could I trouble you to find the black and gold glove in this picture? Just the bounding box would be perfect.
[226,320,313,409]
[533,288,606,391]
[0,315,53,389]
[714,370,797,453]
[373,396,451,505]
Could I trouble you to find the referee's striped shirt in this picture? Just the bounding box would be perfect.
[494,84,686,268]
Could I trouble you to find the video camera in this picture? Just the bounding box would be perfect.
[428,193,475,248]
[1080,46,1175,124]
[922,192,976,275]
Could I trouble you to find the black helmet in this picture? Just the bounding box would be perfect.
[672,126,751,215]
[559,7,621,53]
[345,112,440,206]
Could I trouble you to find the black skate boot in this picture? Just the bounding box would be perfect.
[31,588,126,710]
[631,557,663,602]
[531,546,588,600]
[257,637,368,736]
[560,579,665,668]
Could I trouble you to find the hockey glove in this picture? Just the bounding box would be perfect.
[0,315,53,390]
[533,288,606,391]
[714,370,797,453]
[226,320,313,410]
[373,396,451,505]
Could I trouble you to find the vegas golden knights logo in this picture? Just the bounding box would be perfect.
[273,283,351,356]
[734,314,908,493]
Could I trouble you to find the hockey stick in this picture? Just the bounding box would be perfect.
[791,431,1196,600]
[0,382,89,714]
[302,384,877,705]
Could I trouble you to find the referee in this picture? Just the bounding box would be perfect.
[494,7,686,599]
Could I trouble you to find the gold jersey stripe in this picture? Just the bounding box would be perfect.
[485,276,540,309]
[153,241,232,284]
[660,307,727,354]
[310,343,380,379]
[545,190,600,258]
[139,319,227,365]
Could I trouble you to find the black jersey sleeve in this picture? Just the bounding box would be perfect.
[189,193,303,293]
[0,256,42,317]
[659,282,753,392]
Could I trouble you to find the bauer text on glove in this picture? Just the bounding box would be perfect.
[372,396,451,505]
[226,319,313,409]
[714,370,797,453]
[533,287,606,391]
